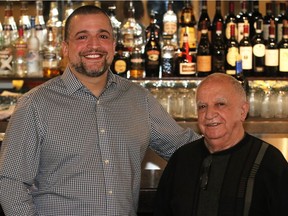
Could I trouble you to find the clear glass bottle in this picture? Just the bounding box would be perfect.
[35,0,47,52]
[121,1,144,53]
[19,1,31,41]
[27,16,42,77]
[161,34,175,77]
[108,4,121,37]
[3,1,18,44]
[42,27,61,78]
[162,1,178,48]
[13,26,28,78]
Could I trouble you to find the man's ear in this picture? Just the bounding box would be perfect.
[241,101,250,121]
[62,41,68,58]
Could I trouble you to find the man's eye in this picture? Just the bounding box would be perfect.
[77,35,87,40]
[100,34,109,39]
[197,105,206,110]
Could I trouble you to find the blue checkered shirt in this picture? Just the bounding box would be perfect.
[0,68,200,216]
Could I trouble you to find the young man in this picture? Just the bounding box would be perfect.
[154,73,288,216]
[0,6,199,216]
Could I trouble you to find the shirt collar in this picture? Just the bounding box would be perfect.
[61,67,118,95]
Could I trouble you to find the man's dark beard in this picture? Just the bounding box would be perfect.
[71,61,110,77]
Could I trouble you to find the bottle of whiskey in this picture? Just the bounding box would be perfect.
[179,0,197,52]
[144,25,161,77]
[111,29,130,78]
[42,27,61,78]
[197,21,212,77]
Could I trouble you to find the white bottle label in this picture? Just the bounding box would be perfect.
[253,44,265,57]
[265,49,279,66]
[279,48,288,72]
[240,46,252,69]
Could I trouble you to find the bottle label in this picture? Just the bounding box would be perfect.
[240,46,252,69]
[227,47,238,66]
[277,23,283,42]
[27,50,40,73]
[0,48,13,75]
[265,49,279,66]
[147,50,160,61]
[197,56,211,72]
[162,57,174,74]
[114,60,127,73]
[253,44,265,57]
[179,62,196,75]
[123,33,134,49]
[15,44,28,57]
[226,69,236,75]
[237,23,244,42]
[163,22,177,35]
[279,48,288,72]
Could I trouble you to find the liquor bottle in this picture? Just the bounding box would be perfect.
[3,1,18,43]
[179,0,197,52]
[239,21,252,76]
[275,3,287,43]
[13,26,28,77]
[178,28,196,77]
[62,0,74,39]
[26,16,42,77]
[197,21,212,77]
[263,3,274,42]
[162,1,178,48]
[0,26,13,76]
[108,4,121,37]
[225,24,239,76]
[144,25,161,77]
[161,34,175,77]
[129,46,145,79]
[35,0,47,52]
[46,1,62,48]
[236,0,250,43]
[19,1,31,41]
[249,0,263,40]
[278,24,288,77]
[211,0,224,44]
[145,11,161,42]
[121,1,145,53]
[265,21,278,77]
[197,0,211,43]
[212,21,225,73]
[252,20,265,76]
[224,1,238,42]
[42,27,61,78]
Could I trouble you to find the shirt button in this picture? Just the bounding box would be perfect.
[100,129,105,133]
[108,190,113,195]
[97,100,100,104]
[104,160,109,164]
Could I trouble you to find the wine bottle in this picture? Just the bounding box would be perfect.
[224,1,238,42]
[145,11,161,43]
[275,3,287,43]
[178,28,196,77]
[197,21,212,77]
[265,21,278,77]
[197,0,211,43]
[212,21,225,73]
[239,21,252,77]
[263,3,274,42]
[179,0,197,52]
[211,0,224,44]
[249,0,263,40]
[236,0,250,43]
[252,20,265,76]
[144,25,161,77]
[225,24,239,76]
[278,24,288,77]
